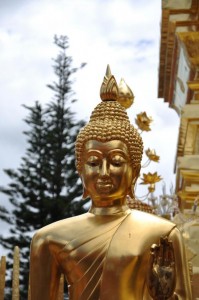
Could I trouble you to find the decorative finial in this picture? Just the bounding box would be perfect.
[100,65,119,101]
[118,78,134,109]
[106,64,112,78]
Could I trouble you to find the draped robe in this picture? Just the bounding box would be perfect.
[30,206,192,300]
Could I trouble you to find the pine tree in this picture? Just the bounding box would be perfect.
[0,35,87,299]
[44,35,86,220]
[0,102,47,299]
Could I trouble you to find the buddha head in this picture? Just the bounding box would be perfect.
[75,66,143,207]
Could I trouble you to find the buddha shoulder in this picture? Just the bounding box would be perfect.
[115,210,177,255]
[130,209,176,236]
[31,213,92,254]
[131,209,175,230]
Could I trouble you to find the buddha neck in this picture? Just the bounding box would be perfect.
[89,204,131,216]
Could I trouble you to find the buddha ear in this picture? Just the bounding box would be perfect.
[128,186,135,200]
[79,174,89,200]
[128,164,141,199]
[133,164,141,182]
[82,187,90,200]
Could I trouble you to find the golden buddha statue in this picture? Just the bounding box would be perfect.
[30,66,192,300]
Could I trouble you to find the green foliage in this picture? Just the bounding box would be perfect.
[0,35,87,299]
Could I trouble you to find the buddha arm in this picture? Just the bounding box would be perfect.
[170,227,192,300]
[29,232,61,300]
[147,227,192,300]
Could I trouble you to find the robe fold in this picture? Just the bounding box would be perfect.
[31,207,192,300]
[58,208,131,299]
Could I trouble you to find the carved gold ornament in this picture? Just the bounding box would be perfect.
[76,65,143,173]
[140,172,162,185]
[140,172,162,193]
[135,112,153,131]
[145,148,160,162]
[118,78,134,109]
[100,65,118,101]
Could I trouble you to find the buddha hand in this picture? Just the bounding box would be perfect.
[146,236,176,300]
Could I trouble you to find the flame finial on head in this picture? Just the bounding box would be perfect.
[100,65,119,101]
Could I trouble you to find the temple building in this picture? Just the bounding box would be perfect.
[158,1,199,298]
[158,0,199,211]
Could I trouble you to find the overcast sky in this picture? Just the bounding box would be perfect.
[0,0,180,254]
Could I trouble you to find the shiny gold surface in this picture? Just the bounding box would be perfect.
[127,197,154,213]
[75,72,143,173]
[147,236,176,299]
[135,112,153,132]
[30,206,192,299]
[100,65,118,101]
[30,66,192,299]
[140,172,162,193]
[118,78,134,109]
[81,140,139,207]
[140,172,162,185]
[145,148,160,162]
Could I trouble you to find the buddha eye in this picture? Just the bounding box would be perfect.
[87,161,99,167]
[110,155,126,167]
[86,156,101,167]
[111,160,123,167]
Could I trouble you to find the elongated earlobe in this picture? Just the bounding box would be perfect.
[128,165,140,200]
[82,188,89,200]
[128,184,135,200]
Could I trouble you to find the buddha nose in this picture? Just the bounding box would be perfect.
[100,159,109,177]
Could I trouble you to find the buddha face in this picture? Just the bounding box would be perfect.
[81,140,139,207]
